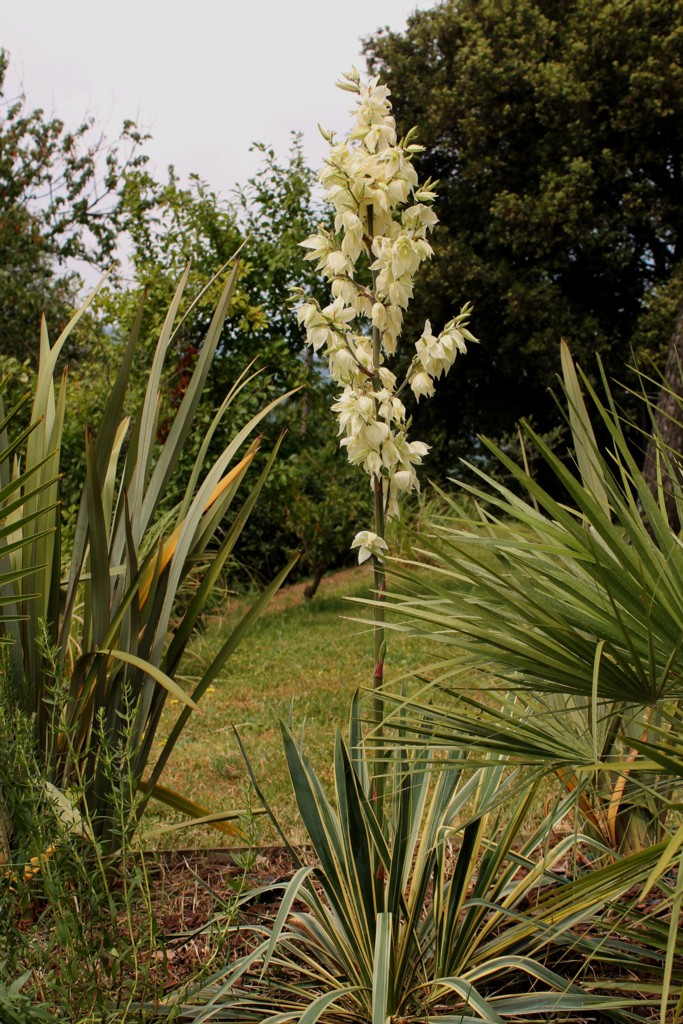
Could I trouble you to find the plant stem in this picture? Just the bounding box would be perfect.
[368,205,386,738]
[372,474,386,731]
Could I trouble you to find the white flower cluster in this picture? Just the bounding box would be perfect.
[296,68,475,554]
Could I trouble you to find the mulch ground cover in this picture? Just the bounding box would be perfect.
[140,844,301,991]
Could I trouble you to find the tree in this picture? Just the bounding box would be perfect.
[0,48,147,362]
[235,136,328,373]
[0,47,363,583]
[94,139,324,509]
[93,139,366,584]
[100,135,324,400]
[364,0,683,476]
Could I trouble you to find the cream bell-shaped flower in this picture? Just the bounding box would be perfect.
[330,277,358,307]
[377,390,406,425]
[416,320,457,378]
[410,371,435,401]
[354,338,374,373]
[296,303,331,352]
[415,320,439,367]
[324,249,354,280]
[371,301,387,330]
[408,439,430,461]
[322,297,356,331]
[351,530,389,564]
[377,366,397,390]
[393,468,418,492]
[300,232,333,269]
[327,345,357,384]
[387,276,414,310]
[402,203,439,234]
[441,318,469,355]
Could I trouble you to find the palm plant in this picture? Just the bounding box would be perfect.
[0,260,297,848]
[371,345,682,829]
[365,342,683,1018]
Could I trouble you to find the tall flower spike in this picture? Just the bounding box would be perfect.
[297,70,476,536]
[296,67,477,736]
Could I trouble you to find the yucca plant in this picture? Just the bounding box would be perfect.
[0,260,297,849]
[164,699,634,1023]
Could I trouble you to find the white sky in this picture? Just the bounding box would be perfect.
[5,0,433,196]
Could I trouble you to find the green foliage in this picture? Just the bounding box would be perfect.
[282,433,368,597]
[1,47,359,586]
[0,51,338,581]
[379,343,683,740]
[234,135,329,364]
[232,382,369,592]
[364,0,683,476]
[98,134,322,403]
[0,671,163,1022]
[0,376,57,650]
[0,660,259,1023]
[92,169,259,518]
[100,166,250,346]
[0,264,296,850]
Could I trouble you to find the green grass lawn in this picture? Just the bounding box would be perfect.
[149,564,436,848]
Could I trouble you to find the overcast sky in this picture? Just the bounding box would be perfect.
[5,0,433,197]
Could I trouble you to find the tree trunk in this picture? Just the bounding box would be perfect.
[641,301,683,530]
[304,562,327,600]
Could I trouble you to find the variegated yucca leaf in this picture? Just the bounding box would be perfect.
[168,700,636,1022]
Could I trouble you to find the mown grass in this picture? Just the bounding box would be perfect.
[148,564,436,848]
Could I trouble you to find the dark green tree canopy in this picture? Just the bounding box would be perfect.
[365,0,683,474]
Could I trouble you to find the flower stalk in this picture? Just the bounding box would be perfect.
[368,203,386,727]
[296,68,476,737]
